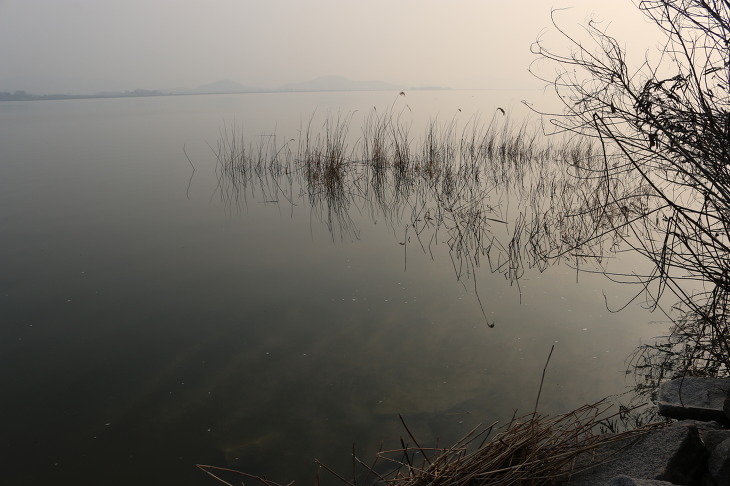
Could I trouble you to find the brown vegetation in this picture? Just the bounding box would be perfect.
[197,400,663,486]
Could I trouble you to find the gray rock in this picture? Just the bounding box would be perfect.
[700,474,718,486]
[703,429,730,455]
[606,475,675,486]
[657,377,730,424]
[708,437,730,486]
[691,419,724,435]
[563,422,707,486]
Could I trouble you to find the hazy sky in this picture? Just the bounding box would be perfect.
[0,1,662,94]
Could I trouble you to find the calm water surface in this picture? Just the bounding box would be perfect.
[0,91,666,485]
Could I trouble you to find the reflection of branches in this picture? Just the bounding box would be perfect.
[531,3,730,369]
[523,2,730,429]
[211,109,600,325]
[614,303,730,430]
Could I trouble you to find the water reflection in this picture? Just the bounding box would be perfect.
[211,106,631,327]
[0,93,667,486]
[205,105,679,483]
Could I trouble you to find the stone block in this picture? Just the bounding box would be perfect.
[702,429,730,455]
[657,377,730,424]
[708,437,730,486]
[563,422,707,486]
[606,475,675,486]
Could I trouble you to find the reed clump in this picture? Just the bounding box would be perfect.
[212,124,294,210]
[202,112,674,485]
[301,113,354,189]
[210,108,614,319]
[212,108,597,203]
[197,401,663,486]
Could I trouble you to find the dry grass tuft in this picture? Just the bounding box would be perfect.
[197,401,664,486]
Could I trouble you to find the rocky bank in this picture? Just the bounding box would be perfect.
[562,377,730,486]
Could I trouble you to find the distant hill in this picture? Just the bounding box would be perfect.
[0,76,448,102]
[0,75,133,96]
[277,75,405,92]
[181,79,263,94]
[0,88,166,102]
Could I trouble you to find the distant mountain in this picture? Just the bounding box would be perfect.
[0,75,134,96]
[277,75,405,92]
[0,88,166,102]
[0,76,449,103]
[181,79,263,94]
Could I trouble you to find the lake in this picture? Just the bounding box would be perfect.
[0,90,668,485]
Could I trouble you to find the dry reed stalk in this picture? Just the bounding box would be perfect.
[197,400,664,486]
[211,111,609,320]
[352,403,662,486]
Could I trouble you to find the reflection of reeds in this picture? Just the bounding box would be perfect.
[211,108,617,320]
[301,112,353,188]
[203,110,674,485]
[213,123,294,211]
[213,109,596,206]
[197,401,662,486]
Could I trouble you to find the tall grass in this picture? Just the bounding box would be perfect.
[197,400,663,486]
[212,109,596,207]
[203,108,676,486]
[210,108,614,322]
